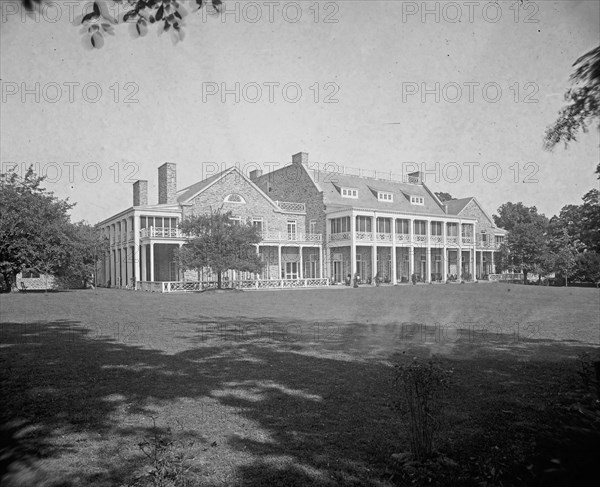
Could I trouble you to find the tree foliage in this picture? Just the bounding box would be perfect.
[544,45,600,152]
[175,209,263,289]
[0,167,107,291]
[20,0,223,49]
[434,192,454,203]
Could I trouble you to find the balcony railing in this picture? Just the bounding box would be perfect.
[395,233,410,244]
[275,201,306,212]
[261,232,322,242]
[330,232,351,241]
[325,232,486,246]
[140,227,183,239]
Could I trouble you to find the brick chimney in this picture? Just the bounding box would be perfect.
[158,163,177,204]
[292,152,309,164]
[133,180,148,206]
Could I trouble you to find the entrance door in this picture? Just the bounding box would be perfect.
[333,261,342,283]
[285,262,298,279]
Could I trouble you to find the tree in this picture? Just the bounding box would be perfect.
[19,0,222,49]
[0,167,73,291]
[175,209,263,289]
[434,192,454,203]
[544,45,600,152]
[58,222,109,288]
[493,202,549,282]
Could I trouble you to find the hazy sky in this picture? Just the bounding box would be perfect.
[1,0,599,223]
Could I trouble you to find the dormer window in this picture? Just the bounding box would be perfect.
[341,187,358,198]
[224,193,246,204]
[410,195,424,205]
[378,191,393,202]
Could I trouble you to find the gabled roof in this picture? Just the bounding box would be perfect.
[304,165,446,215]
[176,170,229,203]
[445,197,473,215]
[445,196,507,233]
[176,166,282,211]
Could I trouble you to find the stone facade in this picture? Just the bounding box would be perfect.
[184,170,306,234]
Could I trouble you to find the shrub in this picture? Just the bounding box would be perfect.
[394,357,452,460]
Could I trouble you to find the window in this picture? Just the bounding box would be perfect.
[309,220,317,235]
[252,218,263,233]
[461,224,473,237]
[331,216,350,234]
[287,220,297,237]
[410,195,424,205]
[224,193,246,204]
[378,191,393,202]
[341,187,358,198]
[356,216,372,232]
[395,219,409,234]
[229,216,241,225]
[414,220,426,235]
[376,218,391,233]
[495,235,504,245]
[430,222,442,236]
[447,223,458,237]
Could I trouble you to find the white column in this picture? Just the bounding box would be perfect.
[443,221,447,282]
[133,214,140,286]
[149,243,155,282]
[409,219,415,279]
[350,213,357,279]
[127,246,134,288]
[141,244,147,282]
[299,246,303,279]
[391,220,397,285]
[120,246,127,287]
[278,245,282,279]
[426,220,431,283]
[491,250,495,276]
[458,221,463,280]
[319,244,323,279]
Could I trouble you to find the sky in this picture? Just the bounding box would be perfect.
[1,0,599,223]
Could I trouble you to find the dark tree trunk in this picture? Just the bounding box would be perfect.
[217,271,222,290]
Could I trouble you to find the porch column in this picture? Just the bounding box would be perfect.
[127,246,134,288]
[371,244,377,283]
[391,224,397,285]
[299,246,303,279]
[133,215,140,287]
[426,248,432,283]
[426,219,431,283]
[458,221,463,280]
[409,246,414,278]
[141,244,147,282]
[444,249,449,280]
[278,245,282,279]
[149,243,155,282]
[109,249,115,286]
[442,222,447,282]
[119,248,127,288]
[319,244,323,279]
[491,251,495,276]
[350,213,357,279]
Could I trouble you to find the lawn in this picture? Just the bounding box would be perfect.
[1,284,599,486]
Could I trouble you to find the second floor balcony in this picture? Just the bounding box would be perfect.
[137,227,321,244]
[328,232,491,247]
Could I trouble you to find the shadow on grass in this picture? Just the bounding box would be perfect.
[0,317,599,486]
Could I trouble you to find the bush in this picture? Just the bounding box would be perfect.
[394,357,452,460]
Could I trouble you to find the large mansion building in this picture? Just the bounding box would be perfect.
[96,152,507,289]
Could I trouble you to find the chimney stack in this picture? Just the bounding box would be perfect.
[249,169,263,180]
[133,180,148,206]
[292,152,309,164]
[408,171,422,184]
[158,163,177,204]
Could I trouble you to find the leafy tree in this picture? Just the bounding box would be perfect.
[175,209,263,289]
[58,222,109,288]
[574,251,600,286]
[19,0,222,49]
[493,202,549,282]
[0,167,73,291]
[544,45,600,152]
[434,192,453,203]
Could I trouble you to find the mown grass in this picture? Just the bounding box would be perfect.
[1,284,598,486]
